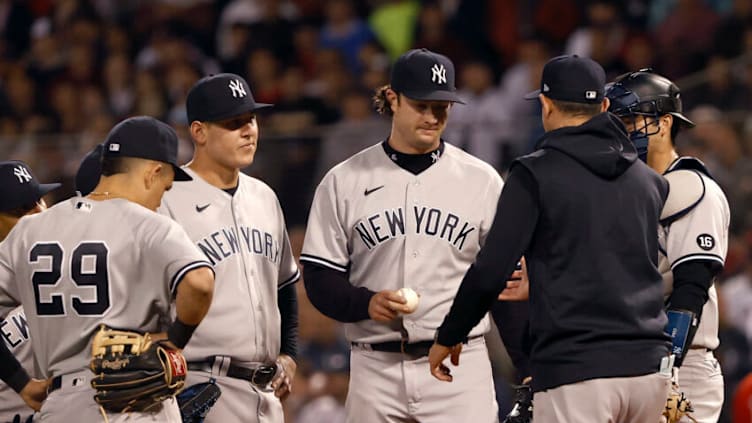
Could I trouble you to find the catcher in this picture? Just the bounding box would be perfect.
[0,116,215,422]
[607,70,728,423]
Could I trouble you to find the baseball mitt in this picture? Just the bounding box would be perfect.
[503,383,532,423]
[89,325,187,413]
[663,389,698,423]
[177,381,222,423]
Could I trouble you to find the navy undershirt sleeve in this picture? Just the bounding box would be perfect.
[437,164,540,346]
[303,263,376,323]
[0,340,30,393]
[278,282,299,359]
[668,259,720,316]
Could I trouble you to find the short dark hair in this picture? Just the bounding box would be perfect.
[373,85,400,117]
[550,98,602,117]
[670,117,681,141]
[100,156,132,177]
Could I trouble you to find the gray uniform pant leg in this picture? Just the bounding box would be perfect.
[345,337,498,423]
[533,372,671,423]
[39,381,180,423]
[674,350,724,423]
[186,370,283,423]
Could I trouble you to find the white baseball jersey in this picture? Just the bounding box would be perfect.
[301,143,503,344]
[0,197,212,379]
[0,306,34,420]
[659,158,730,350]
[159,168,300,363]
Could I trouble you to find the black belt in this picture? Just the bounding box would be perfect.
[187,359,277,387]
[353,334,483,358]
[48,373,88,394]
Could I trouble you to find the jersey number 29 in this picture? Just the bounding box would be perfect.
[30,242,110,316]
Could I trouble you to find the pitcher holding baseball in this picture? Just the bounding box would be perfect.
[300,48,503,422]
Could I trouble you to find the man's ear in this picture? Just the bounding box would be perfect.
[540,94,552,118]
[190,121,208,146]
[144,162,164,190]
[601,97,610,113]
[386,89,399,114]
[660,114,674,137]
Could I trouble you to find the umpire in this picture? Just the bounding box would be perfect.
[429,55,672,422]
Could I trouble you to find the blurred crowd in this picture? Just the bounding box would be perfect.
[2,0,752,421]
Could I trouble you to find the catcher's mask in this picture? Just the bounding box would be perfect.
[605,69,695,162]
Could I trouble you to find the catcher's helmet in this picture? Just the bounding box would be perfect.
[605,70,694,161]
[606,69,695,128]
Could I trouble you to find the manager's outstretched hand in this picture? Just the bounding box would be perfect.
[428,343,463,382]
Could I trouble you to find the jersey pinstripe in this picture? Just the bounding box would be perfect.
[0,197,212,379]
[301,143,503,344]
[659,159,730,350]
[159,168,300,363]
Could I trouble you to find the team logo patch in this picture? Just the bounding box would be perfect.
[431,64,447,84]
[228,79,247,98]
[696,234,715,250]
[13,166,32,183]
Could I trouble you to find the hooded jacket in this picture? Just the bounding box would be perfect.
[438,112,670,392]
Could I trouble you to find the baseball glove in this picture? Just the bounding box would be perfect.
[177,380,222,423]
[503,383,532,423]
[89,325,187,413]
[663,388,698,423]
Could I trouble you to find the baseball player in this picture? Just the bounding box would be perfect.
[0,116,216,422]
[606,69,729,423]
[301,48,502,422]
[430,55,672,423]
[0,160,60,423]
[157,73,300,422]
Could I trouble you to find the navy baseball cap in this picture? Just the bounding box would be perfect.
[75,143,104,196]
[390,48,465,104]
[0,160,60,211]
[524,55,606,104]
[102,116,191,181]
[186,73,272,123]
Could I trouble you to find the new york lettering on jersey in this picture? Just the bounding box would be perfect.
[196,224,281,265]
[0,306,35,420]
[0,307,29,350]
[353,206,476,251]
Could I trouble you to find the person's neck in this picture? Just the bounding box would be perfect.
[388,131,439,155]
[87,179,141,205]
[187,157,240,189]
[648,144,679,174]
[549,115,592,131]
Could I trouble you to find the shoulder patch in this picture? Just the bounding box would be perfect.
[696,234,715,250]
[660,169,705,224]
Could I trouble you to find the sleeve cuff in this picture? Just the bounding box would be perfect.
[7,366,30,393]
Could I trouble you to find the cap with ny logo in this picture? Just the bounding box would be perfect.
[186,73,272,123]
[0,160,61,211]
[390,48,465,104]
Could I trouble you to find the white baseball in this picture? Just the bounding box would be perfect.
[397,287,420,314]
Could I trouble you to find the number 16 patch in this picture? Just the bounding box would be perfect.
[696,234,715,250]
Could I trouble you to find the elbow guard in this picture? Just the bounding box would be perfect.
[664,309,698,367]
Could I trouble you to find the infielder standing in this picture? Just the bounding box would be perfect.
[0,116,215,422]
[301,48,502,422]
[606,70,729,423]
[0,160,60,423]
[429,55,672,423]
[158,73,301,422]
